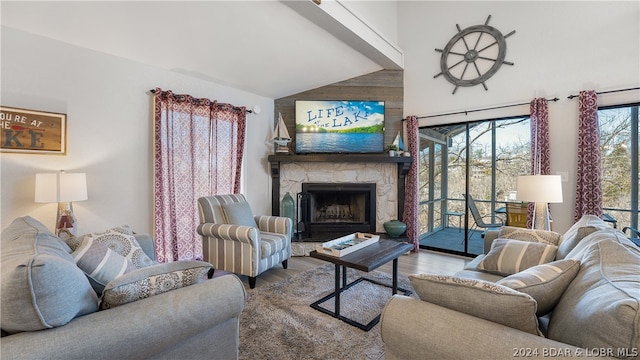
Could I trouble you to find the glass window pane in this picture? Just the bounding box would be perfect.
[467,122,494,218]
[598,105,639,230]
[495,118,530,204]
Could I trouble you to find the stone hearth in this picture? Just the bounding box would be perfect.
[268,154,412,255]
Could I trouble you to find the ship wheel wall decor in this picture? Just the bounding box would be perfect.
[434,15,515,94]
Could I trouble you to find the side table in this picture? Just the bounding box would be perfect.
[445,211,464,232]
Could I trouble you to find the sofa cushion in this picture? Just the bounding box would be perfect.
[409,274,541,335]
[0,216,98,334]
[221,201,258,228]
[86,225,155,269]
[555,226,598,260]
[477,239,558,276]
[100,260,212,309]
[557,214,611,259]
[72,236,136,295]
[548,234,640,352]
[497,259,580,316]
[498,226,562,246]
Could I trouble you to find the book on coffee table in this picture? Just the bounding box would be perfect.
[316,232,380,257]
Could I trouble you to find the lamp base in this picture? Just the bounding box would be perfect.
[532,202,551,231]
[56,202,77,239]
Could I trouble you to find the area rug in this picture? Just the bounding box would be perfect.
[238,264,416,360]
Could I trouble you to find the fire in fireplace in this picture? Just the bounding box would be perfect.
[298,183,376,236]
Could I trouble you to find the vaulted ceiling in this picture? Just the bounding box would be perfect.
[1,1,402,99]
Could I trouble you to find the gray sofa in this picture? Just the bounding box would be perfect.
[381,215,640,360]
[1,216,247,360]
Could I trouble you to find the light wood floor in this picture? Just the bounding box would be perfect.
[234,249,472,290]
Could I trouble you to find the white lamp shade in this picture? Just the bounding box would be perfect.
[516,175,563,203]
[35,172,88,203]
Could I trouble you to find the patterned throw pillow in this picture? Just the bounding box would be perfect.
[86,225,155,269]
[409,274,541,335]
[63,235,84,253]
[100,260,212,309]
[497,259,580,316]
[498,226,562,246]
[72,236,136,295]
[477,239,558,276]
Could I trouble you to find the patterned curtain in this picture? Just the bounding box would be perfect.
[575,90,602,221]
[529,98,550,227]
[403,116,420,251]
[153,88,246,262]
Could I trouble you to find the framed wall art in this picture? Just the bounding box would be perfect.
[0,106,67,155]
[294,100,385,154]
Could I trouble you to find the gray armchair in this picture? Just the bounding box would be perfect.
[197,194,292,288]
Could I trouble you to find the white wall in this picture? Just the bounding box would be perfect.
[3,1,639,237]
[399,1,640,232]
[0,27,275,235]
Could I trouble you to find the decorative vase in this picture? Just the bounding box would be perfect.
[383,220,407,237]
[281,192,295,232]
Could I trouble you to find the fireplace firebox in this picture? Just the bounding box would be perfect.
[298,183,376,237]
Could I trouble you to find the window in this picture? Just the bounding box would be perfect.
[598,104,639,233]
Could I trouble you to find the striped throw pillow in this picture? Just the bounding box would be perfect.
[497,259,580,315]
[72,237,135,295]
[477,239,558,276]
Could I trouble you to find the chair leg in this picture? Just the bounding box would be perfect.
[207,268,215,279]
[282,259,288,269]
[248,276,257,289]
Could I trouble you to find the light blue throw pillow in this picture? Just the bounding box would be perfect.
[221,201,258,228]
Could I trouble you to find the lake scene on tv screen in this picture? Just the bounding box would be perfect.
[295,100,385,153]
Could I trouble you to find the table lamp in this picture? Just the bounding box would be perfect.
[516,175,563,230]
[35,170,88,237]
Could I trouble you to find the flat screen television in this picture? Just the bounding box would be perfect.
[295,100,385,154]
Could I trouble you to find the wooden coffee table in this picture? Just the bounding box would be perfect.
[309,239,414,331]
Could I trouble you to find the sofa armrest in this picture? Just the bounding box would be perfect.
[254,215,292,238]
[1,274,247,360]
[197,223,260,246]
[484,229,500,253]
[381,295,612,360]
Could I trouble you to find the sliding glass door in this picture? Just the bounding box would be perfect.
[418,117,530,256]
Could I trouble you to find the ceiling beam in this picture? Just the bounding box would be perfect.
[282,0,404,70]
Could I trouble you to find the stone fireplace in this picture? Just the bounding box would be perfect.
[268,154,412,255]
[300,182,376,236]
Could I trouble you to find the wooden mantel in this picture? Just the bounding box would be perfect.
[267,154,413,218]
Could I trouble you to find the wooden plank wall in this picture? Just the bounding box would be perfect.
[274,69,404,150]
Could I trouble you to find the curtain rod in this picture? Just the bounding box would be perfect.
[149,89,254,113]
[406,97,559,120]
[567,86,640,100]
